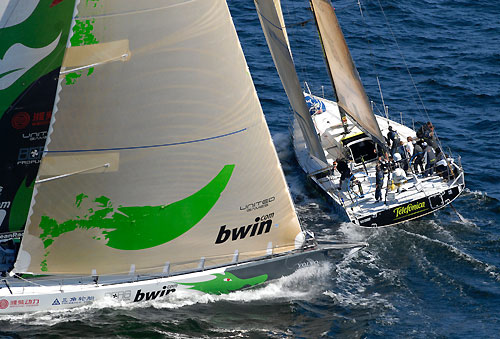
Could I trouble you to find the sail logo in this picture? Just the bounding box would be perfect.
[0,34,61,91]
[215,214,275,244]
[240,197,275,212]
[133,286,176,302]
[52,299,61,306]
[22,131,48,141]
[11,112,30,129]
[17,146,44,165]
[393,201,426,218]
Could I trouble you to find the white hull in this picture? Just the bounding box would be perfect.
[293,94,465,227]
[0,243,364,314]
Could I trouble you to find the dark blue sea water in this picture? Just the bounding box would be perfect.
[3,0,500,337]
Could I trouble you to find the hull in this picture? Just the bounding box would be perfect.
[356,183,464,228]
[0,244,363,314]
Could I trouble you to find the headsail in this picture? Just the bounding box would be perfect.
[310,0,385,146]
[0,0,77,240]
[254,0,328,164]
[14,0,304,276]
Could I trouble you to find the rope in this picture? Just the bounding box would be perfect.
[12,274,46,287]
[356,0,425,118]
[357,0,446,153]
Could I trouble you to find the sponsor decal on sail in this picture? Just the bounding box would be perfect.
[215,213,275,244]
[240,196,275,212]
[37,165,234,270]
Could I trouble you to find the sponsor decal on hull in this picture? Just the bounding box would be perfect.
[3,298,40,308]
[178,272,267,294]
[52,296,95,306]
[359,185,462,227]
[393,201,428,220]
[133,285,176,302]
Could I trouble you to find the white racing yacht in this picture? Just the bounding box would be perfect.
[255,0,465,227]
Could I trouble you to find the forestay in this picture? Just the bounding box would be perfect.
[14,0,303,275]
[254,0,327,164]
[310,0,385,146]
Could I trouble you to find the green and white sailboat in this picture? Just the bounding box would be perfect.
[0,0,364,314]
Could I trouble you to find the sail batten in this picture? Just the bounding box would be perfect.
[310,0,385,146]
[14,0,304,276]
[255,0,327,163]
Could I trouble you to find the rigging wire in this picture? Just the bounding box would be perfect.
[373,0,445,150]
[355,0,425,119]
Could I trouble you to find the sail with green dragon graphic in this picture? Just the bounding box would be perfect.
[14,0,306,276]
[0,0,365,315]
[0,0,76,241]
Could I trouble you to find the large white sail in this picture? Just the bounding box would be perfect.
[255,0,328,164]
[310,0,385,146]
[14,0,303,275]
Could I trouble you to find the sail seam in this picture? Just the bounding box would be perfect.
[46,128,247,153]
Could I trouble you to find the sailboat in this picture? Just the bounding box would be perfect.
[0,0,365,314]
[254,0,465,227]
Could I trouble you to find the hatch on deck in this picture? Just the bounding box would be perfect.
[341,133,379,164]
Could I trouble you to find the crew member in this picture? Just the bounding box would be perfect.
[375,162,384,202]
[334,158,351,190]
[423,142,436,176]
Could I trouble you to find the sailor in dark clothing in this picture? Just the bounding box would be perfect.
[434,148,450,178]
[387,126,400,156]
[334,158,351,190]
[375,162,384,202]
[398,140,410,171]
[412,140,424,174]
[423,142,436,176]
[420,121,438,149]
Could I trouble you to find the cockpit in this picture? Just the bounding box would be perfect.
[341,133,379,164]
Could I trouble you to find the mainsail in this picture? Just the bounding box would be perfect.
[14,0,304,275]
[254,0,327,164]
[310,0,385,146]
[0,0,77,239]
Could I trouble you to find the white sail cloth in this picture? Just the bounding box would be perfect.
[15,0,303,275]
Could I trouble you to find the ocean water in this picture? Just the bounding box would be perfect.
[2,0,500,337]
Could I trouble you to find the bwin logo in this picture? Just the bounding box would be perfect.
[215,217,273,244]
[133,286,176,302]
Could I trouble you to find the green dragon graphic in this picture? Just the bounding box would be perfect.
[39,165,235,254]
[178,272,268,294]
